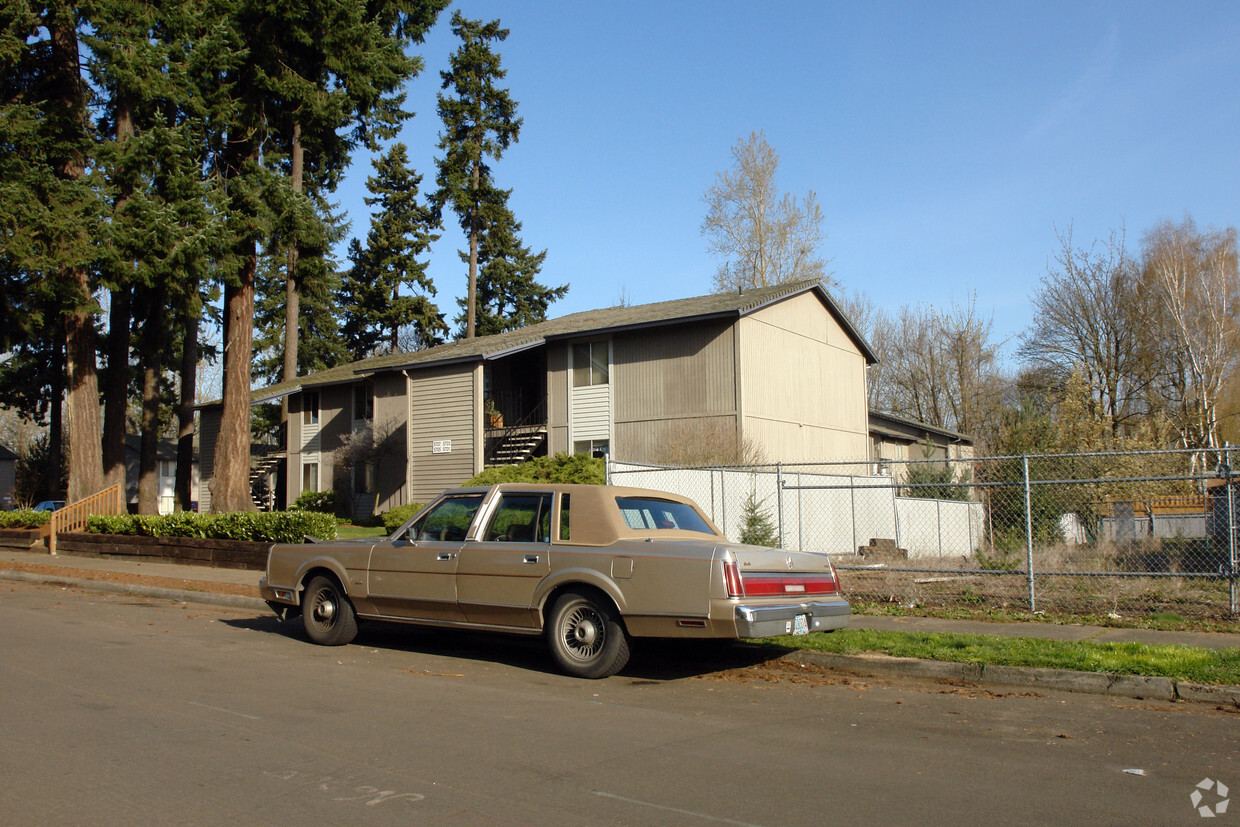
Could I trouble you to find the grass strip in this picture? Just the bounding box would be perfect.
[761,629,1240,685]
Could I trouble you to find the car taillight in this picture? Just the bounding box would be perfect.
[723,559,744,598]
[723,559,839,598]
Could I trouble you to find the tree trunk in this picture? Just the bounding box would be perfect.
[103,99,135,495]
[210,254,258,512]
[137,284,165,514]
[102,286,131,493]
[283,120,303,393]
[175,282,199,512]
[48,329,65,499]
[466,161,479,339]
[49,5,103,503]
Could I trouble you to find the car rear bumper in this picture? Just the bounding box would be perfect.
[734,597,850,638]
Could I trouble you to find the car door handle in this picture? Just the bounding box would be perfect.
[523,554,540,564]
[437,552,456,561]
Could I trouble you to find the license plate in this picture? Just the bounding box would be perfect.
[792,614,809,635]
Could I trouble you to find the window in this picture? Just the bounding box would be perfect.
[303,391,320,425]
[572,340,609,387]
[615,497,714,535]
[410,495,484,542]
[574,439,609,458]
[302,462,319,493]
[353,384,374,422]
[559,494,571,541]
[483,493,553,543]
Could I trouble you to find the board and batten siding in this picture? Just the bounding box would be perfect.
[737,293,869,461]
[610,322,738,463]
[408,364,478,502]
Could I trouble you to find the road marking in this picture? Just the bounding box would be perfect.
[188,701,260,720]
[592,791,766,827]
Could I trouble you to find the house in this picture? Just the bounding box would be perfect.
[199,280,878,514]
[0,444,15,509]
[868,410,974,478]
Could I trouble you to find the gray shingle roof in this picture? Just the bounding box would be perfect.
[246,279,874,404]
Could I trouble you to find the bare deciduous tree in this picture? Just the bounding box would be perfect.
[701,131,830,292]
[876,296,1005,447]
[1142,217,1240,450]
[1020,227,1153,434]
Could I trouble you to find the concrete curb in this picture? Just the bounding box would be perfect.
[787,650,1239,708]
[0,570,268,612]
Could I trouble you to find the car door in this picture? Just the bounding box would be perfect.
[455,491,553,628]
[366,494,484,623]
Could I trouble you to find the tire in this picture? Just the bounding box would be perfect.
[546,590,630,679]
[302,575,358,646]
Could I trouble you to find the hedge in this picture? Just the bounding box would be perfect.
[0,509,51,529]
[87,510,338,543]
[464,453,604,487]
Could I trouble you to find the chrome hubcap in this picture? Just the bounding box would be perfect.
[562,605,604,660]
[313,592,336,624]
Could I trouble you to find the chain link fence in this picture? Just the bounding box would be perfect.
[608,447,1240,619]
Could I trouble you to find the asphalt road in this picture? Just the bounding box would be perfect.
[1,580,1236,826]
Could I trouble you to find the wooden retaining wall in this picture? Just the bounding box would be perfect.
[51,533,269,571]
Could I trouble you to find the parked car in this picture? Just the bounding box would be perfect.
[261,483,849,678]
[31,500,65,512]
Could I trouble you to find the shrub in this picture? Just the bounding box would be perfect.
[86,511,338,543]
[381,503,426,534]
[464,453,604,487]
[292,490,340,514]
[0,509,51,529]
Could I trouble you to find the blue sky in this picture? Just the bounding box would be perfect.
[331,1,1240,358]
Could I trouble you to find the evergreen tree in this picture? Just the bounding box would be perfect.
[454,183,565,337]
[434,12,523,339]
[339,142,445,360]
[0,0,106,501]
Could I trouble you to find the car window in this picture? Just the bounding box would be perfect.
[559,494,570,541]
[483,493,552,543]
[411,495,484,542]
[614,497,714,535]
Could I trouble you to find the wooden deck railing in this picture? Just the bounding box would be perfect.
[49,484,124,556]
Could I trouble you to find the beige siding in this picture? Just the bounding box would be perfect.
[408,364,478,502]
[614,414,738,463]
[373,372,410,512]
[612,322,735,420]
[547,343,570,454]
[738,293,869,462]
[610,322,737,462]
[570,384,611,441]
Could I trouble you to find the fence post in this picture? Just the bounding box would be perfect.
[849,475,857,556]
[776,463,784,549]
[1227,457,1237,615]
[1023,455,1036,612]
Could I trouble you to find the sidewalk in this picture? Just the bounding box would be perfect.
[1,548,1237,704]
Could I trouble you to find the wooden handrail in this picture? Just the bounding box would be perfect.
[48,484,124,556]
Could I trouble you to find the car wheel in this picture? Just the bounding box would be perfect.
[547,590,630,679]
[302,575,358,646]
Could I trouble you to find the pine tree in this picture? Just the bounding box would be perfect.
[454,183,565,337]
[339,142,445,359]
[434,12,522,339]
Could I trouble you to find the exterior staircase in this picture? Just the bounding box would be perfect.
[249,452,284,511]
[485,426,547,468]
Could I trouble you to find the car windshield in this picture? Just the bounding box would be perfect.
[614,497,714,534]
